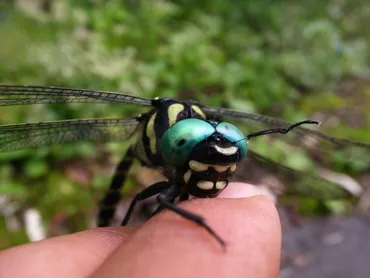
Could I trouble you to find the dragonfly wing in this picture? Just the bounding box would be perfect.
[0,85,153,106]
[0,118,140,152]
[241,150,358,200]
[203,106,370,150]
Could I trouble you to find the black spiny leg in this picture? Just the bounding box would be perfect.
[98,148,135,227]
[121,181,171,225]
[156,185,226,248]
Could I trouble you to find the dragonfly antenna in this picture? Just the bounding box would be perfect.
[233,120,320,144]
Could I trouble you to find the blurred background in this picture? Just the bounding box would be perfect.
[0,0,369,277]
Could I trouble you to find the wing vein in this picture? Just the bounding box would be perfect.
[0,85,153,106]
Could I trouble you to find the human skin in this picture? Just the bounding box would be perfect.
[0,182,282,278]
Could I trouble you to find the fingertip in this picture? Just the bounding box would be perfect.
[91,194,281,278]
[218,182,276,202]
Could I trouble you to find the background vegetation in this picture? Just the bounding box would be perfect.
[0,0,369,249]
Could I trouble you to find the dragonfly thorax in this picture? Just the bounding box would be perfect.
[132,98,206,167]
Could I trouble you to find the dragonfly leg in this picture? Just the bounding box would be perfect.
[156,185,226,248]
[151,187,189,215]
[98,148,135,227]
[179,189,190,201]
[121,181,171,226]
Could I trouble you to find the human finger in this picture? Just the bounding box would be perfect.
[91,189,281,278]
[0,227,135,278]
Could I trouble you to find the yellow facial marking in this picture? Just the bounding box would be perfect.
[196,181,214,190]
[230,164,237,172]
[214,145,238,155]
[191,105,206,119]
[215,181,228,190]
[189,160,236,173]
[213,165,231,173]
[189,160,209,172]
[184,169,192,184]
[146,112,157,154]
[168,104,185,127]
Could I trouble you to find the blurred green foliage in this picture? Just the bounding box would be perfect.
[0,0,369,249]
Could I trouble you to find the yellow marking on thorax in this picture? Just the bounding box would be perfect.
[191,105,206,119]
[168,104,185,127]
[146,112,157,154]
[133,123,151,165]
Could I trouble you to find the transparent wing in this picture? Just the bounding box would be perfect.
[0,118,140,152]
[0,85,153,106]
[206,105,369,200]
[234,150,355,200]
[203,106,370,150]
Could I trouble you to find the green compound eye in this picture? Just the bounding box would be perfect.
[216,122,248,159]
[160,119,215,167]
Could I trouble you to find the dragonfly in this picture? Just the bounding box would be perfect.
[0,84,369,247]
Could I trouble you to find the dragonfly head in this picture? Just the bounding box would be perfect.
[160,118,248,197]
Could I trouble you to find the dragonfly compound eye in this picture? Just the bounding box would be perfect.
[216,122,248,160]
[177,138,187,146]
[160,119,216,167]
